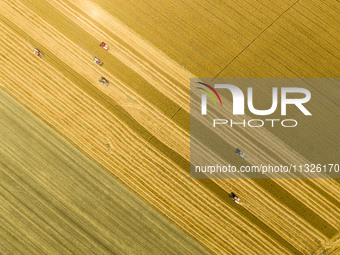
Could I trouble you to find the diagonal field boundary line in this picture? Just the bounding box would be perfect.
[211,0,301,81]
[149,1,304,161]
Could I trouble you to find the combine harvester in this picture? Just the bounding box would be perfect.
[99,77,109,87]
[235,148,246,159]
[99,42,109,51]
[229,192,240,204]
[34,48,44,58]
[94,57,104,66]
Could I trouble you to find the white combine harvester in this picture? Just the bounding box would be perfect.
[229,192,240,204]
[235,148,246,159]
[34,48,44,58]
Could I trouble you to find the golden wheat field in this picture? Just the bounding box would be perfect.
[0,0,339,254]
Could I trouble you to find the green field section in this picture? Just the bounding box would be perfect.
[0,89,211,255]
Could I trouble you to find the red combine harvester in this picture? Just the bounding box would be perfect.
[99,42,109,51]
